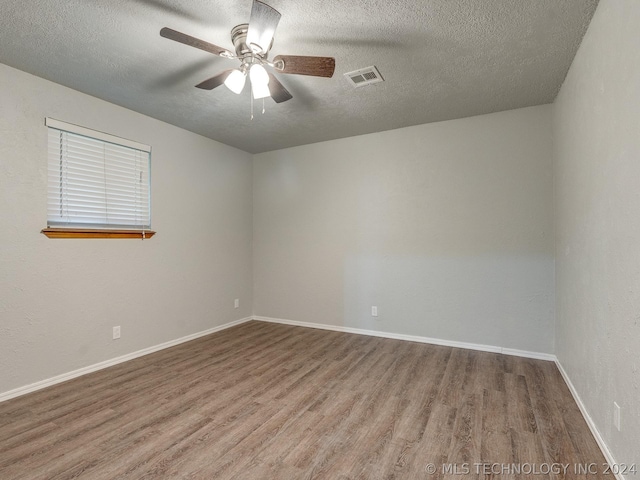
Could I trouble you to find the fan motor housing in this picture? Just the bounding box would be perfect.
[230,24,251,57]
[231,23,273,60]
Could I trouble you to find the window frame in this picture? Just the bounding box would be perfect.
[42,118,155,239]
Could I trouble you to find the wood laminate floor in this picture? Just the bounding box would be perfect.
[0,321,609,479]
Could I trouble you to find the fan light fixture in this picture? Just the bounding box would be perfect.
[224,64,270,99]
[224,69,246,94]
[160,0,336,109]
[249,64,270,99]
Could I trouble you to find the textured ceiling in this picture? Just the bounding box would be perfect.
[0,0,598,153]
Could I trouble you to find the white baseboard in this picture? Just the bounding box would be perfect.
[252,315,556,361]
[0,316,253,403]
[555,360,624,480]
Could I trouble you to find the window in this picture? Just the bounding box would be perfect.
[42,118,154,239]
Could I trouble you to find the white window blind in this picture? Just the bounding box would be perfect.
[46,118,151,229]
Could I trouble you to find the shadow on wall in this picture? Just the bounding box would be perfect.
[343,253,555,353]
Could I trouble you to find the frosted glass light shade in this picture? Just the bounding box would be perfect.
[224,69,246,94]
[250,64,271,99]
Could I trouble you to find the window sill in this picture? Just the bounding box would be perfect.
[41,228,156,239]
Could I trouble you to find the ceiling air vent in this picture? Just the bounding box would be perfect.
[344,66,384,88]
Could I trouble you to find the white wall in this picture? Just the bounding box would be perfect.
[0,63,253,395]
[254,105,555,353]
[553,0,640,465]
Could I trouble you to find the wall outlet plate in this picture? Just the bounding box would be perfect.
[613,402,621,431]
[113,326,121,340]
[234,299,239,309]
[371,306,378,317]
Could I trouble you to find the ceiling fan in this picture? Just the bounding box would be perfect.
[160,0,336,104]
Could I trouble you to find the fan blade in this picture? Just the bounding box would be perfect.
[246,0,281,54]
[268,74,293,103]
[160,27,234,58]
[273,55,335,78]
[195,70,234,90]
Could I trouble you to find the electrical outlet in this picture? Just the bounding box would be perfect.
[113,326,121,340]
[234,298,239,309]
[371,306,378,317]
[613,402,621,431]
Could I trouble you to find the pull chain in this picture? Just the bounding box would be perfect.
[250,93,266,119]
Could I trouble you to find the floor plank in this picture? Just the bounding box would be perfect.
[0,322,611,479]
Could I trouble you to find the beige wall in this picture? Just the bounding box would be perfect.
[0,63,253,394]
[253,105,555,353]
[554,0,640,465]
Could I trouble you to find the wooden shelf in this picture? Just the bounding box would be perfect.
[41,228,156,239]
